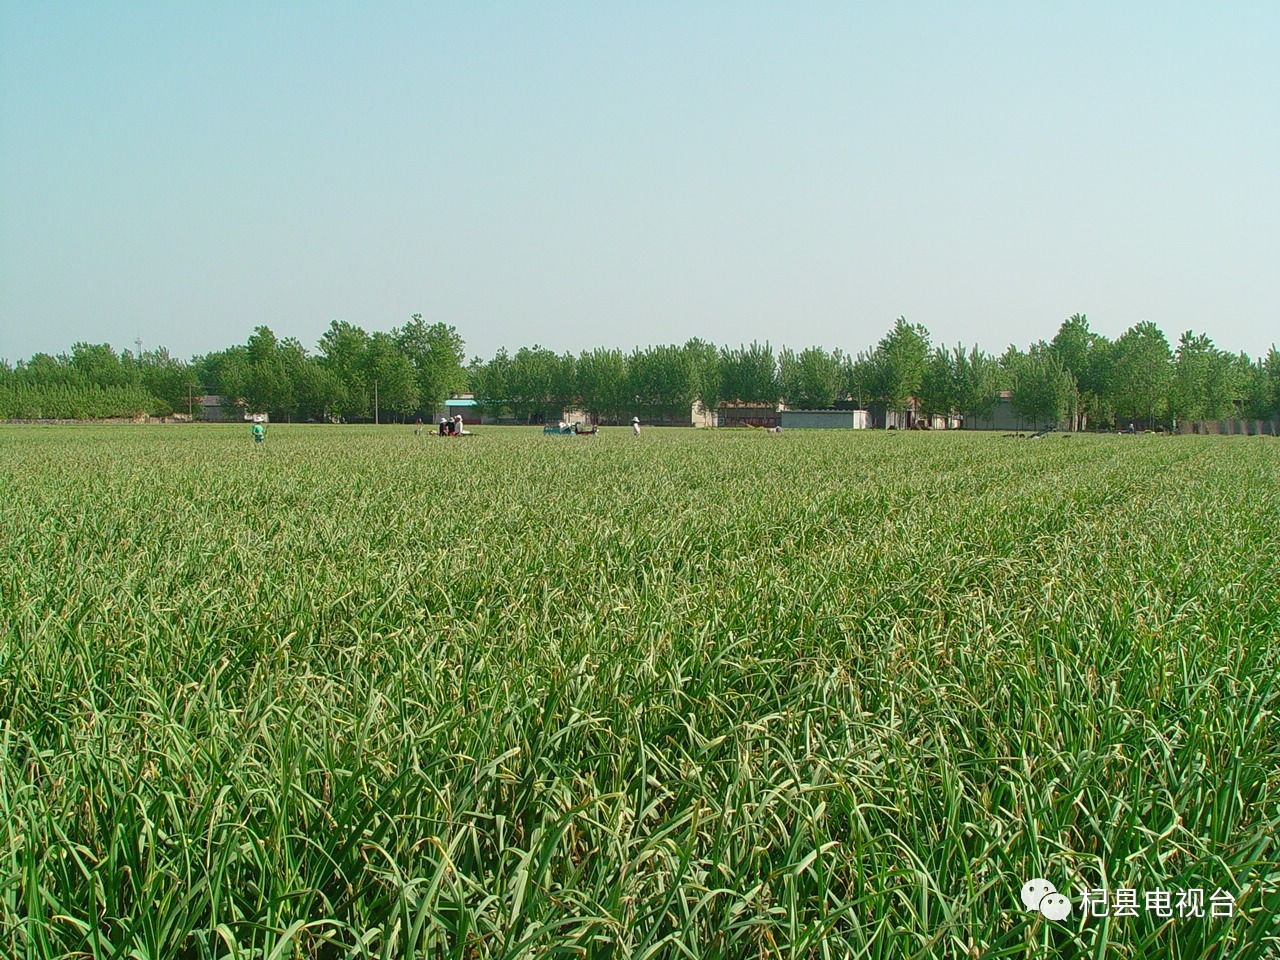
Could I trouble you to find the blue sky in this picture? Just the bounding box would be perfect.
[2,2,1276,363]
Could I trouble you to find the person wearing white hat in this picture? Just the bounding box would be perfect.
[631,417,640,437]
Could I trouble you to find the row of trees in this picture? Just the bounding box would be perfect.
[463,322,1008,425]
[1008,317,1278,429]
[0,316,467,423]
[0,342,191,420]
[466,316,1280,428]
[193,316,467,422]
[3,314,1278,427]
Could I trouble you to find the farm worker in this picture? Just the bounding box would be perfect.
[439,417,448,436]
[454,414,464,435]
[632,416,641,437]
[251,422,265,443]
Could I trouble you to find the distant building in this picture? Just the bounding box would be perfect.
[645,402,716,428]
[963,392,1025,431]
[197,395,238,422]
[718,404,780,428]
[867,402,916,430]
[780,409,869,429]
[437,395,494,425]
[1177,417,1279,436]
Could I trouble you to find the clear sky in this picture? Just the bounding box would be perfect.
[2,2,1276,364]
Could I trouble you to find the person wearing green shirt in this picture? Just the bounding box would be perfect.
[251,422,265,443]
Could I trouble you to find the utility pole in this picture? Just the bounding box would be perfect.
[374,380,379,425]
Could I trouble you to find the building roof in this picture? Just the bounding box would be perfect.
[445,398,477,408]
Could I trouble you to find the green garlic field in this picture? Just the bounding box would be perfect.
[1,425,1277,959]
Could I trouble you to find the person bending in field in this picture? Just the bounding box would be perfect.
[632,417,641,436]
[251,422,265,444]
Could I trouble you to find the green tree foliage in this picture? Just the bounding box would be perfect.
[998,344,1024,378]
[185,318,460,423]
[627,344,699,421]
[239,326,293,418]
[193,346,246,404]
[1171,331,1239,423]
[293,359,344,422]
[22,353,66,384]
[1235,352,1275,420]
[719,342,779,407]
[576,348,628,423]
[0,343,171,418]
[69,342,132,387]
[1049,314,1112,430]
[209,327,340,422]
[1267,348,1280,417]
[846,350,885,409]
[874,318,930,414]
[913,344,1000,422]
[1010,353,1075,429]
[469,349,511,420]
[131,347,193,413]
[779,346,842,409]
[918,345,1001,422]
[318,321,373,420]
[953,346,1002,422]
[1110,321,1173,429]
[5,319,1274,433]
[505,346,562,423]
[550,352,578,415]
[0,382,160,419]
[366,332,419,421]
[917,348,958,419]
[1083,337,1115,429]
[394,315,467,418]
[683,338,722,415]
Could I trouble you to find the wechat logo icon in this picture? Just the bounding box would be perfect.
[1022,878,1072,921]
